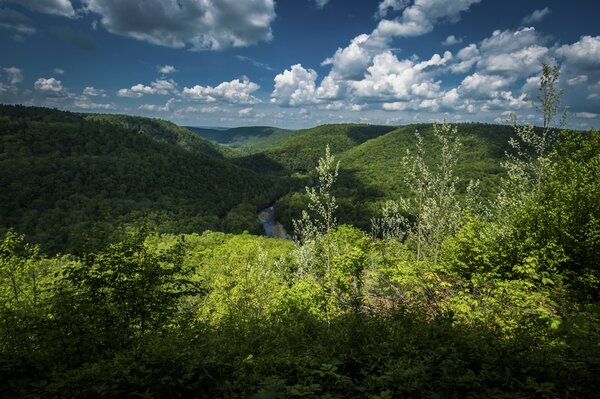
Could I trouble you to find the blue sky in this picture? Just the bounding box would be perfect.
[1,0,599,129]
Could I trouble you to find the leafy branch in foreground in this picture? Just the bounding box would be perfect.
[504,63,568,194]
[374,120,463,265]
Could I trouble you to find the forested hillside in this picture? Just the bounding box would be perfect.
[0,106,283,253]
[187,125,293,153]
[1,66,599,398]
[265,123,514,230]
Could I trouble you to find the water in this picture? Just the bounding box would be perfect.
[258,206,291,239]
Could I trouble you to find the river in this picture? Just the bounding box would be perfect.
[258,206,291,239]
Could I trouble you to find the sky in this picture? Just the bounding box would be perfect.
[0,0,599,129]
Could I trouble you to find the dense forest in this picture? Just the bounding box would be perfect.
[1,66,599,397]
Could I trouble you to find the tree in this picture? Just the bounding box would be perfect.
[293,145,341,318]
[377,121,462,265]
[505,63,567,190]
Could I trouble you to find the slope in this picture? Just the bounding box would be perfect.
[273,123,515,231]
[187,125,293,153]
[240,123,397,173]
[88,114,235,158]
[0,105,281,253]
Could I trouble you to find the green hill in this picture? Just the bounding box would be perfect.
[0,105,282,253]
[270,123,514,231]
[256,123,397,172]
[187,125,293,153]
[88,114,235,158]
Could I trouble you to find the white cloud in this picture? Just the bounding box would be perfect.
[478,44,549,76]
[442,35,462,46]
[118,78,178,97]
[158,65,177,74]
[271,64,319,106]
[3,67,23,85]
[53,68,65,75]
[450,43,479,73]
[34,77,64,93]
[4,0,75,17]
[375,0,407,19]
[556,36,600,70]
[371,0,481,40]
[182,78,260,104]
[82,0,275,50]
[350,51,451,101]
[520,76,540,96]
[522,7,551,24]
[382,102,407,111]
[322,34,378,80]
[458,72,513,99]
[138,98,176,112]
[83,86,107,97]
[0,66,24,97]
[238,107,253,116]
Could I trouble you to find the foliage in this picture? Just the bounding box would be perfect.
[0,105,282,253]
[187,125,293,154]
[0,67,599,396]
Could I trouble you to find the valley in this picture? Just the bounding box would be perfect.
[1,103,599,397]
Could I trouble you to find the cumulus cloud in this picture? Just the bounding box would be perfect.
[34,77,64,94]
[313,0,480,106]
[375,0,408,19]
[449,43,479,73]
[322,34,380,80]
[271,64,319,106]
[82,0,276,50]
[350,51,451,101]
[3,0,75,17]
[442,35,462,46]
[447,27,551,99]
[158,65,177,74]
[556,36,600,70]
[182,78,260,104]
[459,72,513,99]
[371,0,481,40]
[118,79,178,98]
[522,7,551,24]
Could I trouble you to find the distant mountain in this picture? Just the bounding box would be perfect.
[246,124,397,172]
[0,105,284,253]
[187,125,293,153]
